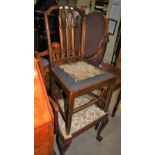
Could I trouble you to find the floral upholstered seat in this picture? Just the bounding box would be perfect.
[59,61,106,82]
[58,95,106,138]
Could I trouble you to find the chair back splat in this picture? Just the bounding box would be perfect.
[44,6,86,66]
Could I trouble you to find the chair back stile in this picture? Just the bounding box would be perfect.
[44,6,86,66]
[44,11,53,64]
[58,9,64,59]
[81,15,86,58]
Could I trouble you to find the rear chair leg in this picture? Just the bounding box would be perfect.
[96,118,109,142]
[94,122,100,130]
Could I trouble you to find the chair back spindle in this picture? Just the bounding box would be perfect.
[80,16,86,58]
[58,10,64,59]
[65,10,70,57]
[71,10,75,57]
[44,6,85,66]
[44,12,53,63]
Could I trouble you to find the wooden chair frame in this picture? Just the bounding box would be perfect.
[49,95,110,155]
[44,6,86,66]
[84,14,109,66]
[43,6,116,155]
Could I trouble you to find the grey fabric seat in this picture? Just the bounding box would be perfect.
[52,61,114,91]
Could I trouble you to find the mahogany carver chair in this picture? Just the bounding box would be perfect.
[44,6,116,155]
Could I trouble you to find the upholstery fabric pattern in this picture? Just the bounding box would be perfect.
[58,95,106,136]
[52,65,114,90]
[59,94,94,111]
[59,61,106,82]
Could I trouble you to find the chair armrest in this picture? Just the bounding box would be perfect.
[100,62,121,90]
[100,62,121,77]
[38,50,48,57]
[48,96,59,134]
[48,96,59,112]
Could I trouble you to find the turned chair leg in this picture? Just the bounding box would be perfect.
[95,122,100,130]
[56,135,72,155]
[96,118,109,142]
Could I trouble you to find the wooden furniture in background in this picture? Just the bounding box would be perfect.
[110,20,121,116]
[94,0,109,15]
[116,48,121,69]
[83,12,121,117]
[35,48,52,94]
[111,48,121,117]
[99,47,121,117]
[44,6,116,155]
[100,60,121,117]
[34,58,55,155]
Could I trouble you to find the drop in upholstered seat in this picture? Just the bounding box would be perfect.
[52,61,114,91]
[57,94,107,137]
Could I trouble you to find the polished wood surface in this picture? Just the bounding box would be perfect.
[116,48,121,69]
[100,62,121,91]
[100,49,121,117]
[44,6,116,155]
[34,58,55,155]
[44,6,85,66]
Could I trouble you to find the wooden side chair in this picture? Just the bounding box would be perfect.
[44,6,116,155]
[82,12,121,117]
